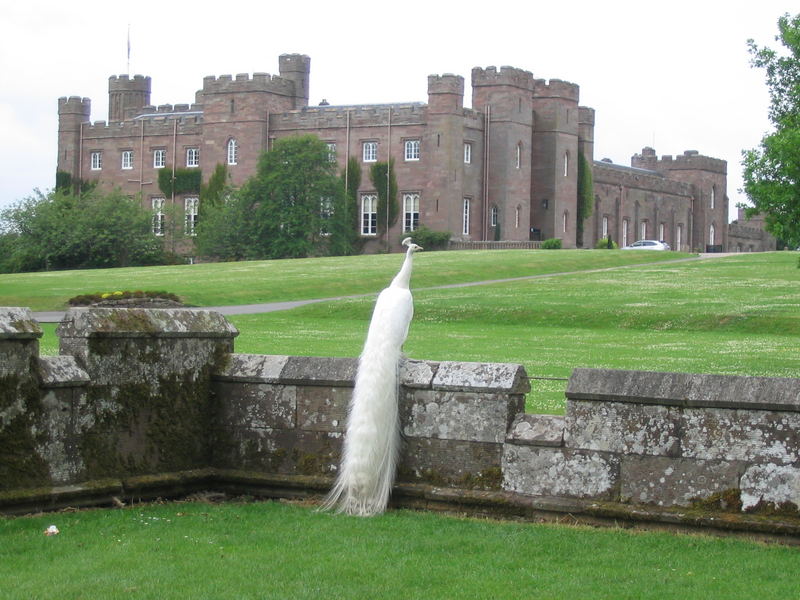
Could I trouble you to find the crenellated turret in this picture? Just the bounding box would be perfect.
[427,74,464,114]
[108,74,151,122]
[279,53,311,108]
[57,96,91,180]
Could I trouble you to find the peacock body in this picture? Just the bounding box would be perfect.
[322,237,422,516]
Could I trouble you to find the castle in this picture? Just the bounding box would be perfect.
[58,53,749,253]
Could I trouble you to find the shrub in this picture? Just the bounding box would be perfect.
[67,290,182,306]
[403,226,451,250]
[541,238,562,249]
[595,237,619,249]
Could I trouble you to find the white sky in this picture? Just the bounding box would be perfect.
[0,0,794,221]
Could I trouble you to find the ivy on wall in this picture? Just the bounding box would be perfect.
[158,168,202,198]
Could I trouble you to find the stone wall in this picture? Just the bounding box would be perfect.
[1,307,799,537]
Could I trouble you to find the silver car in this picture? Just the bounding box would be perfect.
[621,240,670,251]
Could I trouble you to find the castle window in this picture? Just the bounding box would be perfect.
[515,143,522,169]
[676,224,683,251]
[464,142,472,164]
[658,222,665,241]
[153,149,166,169]
[151,198,165,236]
[227,139,238,166]
[602,216,608,239]
[361,194,377,235]
[184,197,199,236]
[563,210,569,233]
[710,186,715,210]
[186,148,199,168]
[403,193,420,232]
[463,198,471,235]
[121,150,133,170]
[90,151,102,171]
[515,206,520,228]
[320,197,333,235]
[326,143,337,163]
[404,140,420,161]
[709,223,716,246]
[622,219,629,247]
[640,221,647,240]
[564,152,569,177]
[490,205,498,227]
[363,141,377,162]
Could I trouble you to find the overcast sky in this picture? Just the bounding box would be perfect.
[1,0,795,220]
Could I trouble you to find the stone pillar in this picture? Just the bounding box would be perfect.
[56,308,238,479]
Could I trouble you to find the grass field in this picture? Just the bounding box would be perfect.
[2,500,798,599]
[14,250,799,413]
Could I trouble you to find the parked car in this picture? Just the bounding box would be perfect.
[621,240,670,251]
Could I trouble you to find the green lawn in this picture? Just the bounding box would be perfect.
[2,501,797,600]
[0,249,691,311]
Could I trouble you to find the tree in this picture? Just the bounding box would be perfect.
[741,12,800,248]
[0,188,164,272]
[196,135,343,261]
[326,157,363,256]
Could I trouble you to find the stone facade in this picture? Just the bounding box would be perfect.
[3,307,798,535]
[57,54,732,254]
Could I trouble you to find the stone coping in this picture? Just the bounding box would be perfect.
[567,368,800,413]
[213,355,530,393]
[2,469,798,543]
[56,307,239,339]
[0,307,43,339]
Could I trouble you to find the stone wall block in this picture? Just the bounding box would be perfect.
[297,385,350,432]
[214,354,289,382]
[740,463,800,510]
[565,399,681,457]
[0,307,42,376]
[401,389,519,443]
[432,361,530,394]
[215,382,296,430]
[400,358,438,389]
[620,455,745,506]
[506,414,565,447]
[681,407,800,464]
[37,387,88,484]
[279,356,356,386]
[400,437,503,488]
[502,445,619,500]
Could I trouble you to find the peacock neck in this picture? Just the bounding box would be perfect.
[390,248,414,289]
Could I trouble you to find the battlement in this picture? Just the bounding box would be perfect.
[278,53,310,73]
[108,74,151,92]
[58,96,91,116]
[533,78,580,101]
[471,65,535,91]
[428,73,464,95]
[202,72,296,96]
[578,106,595,125]
[632,147,727,175]
[593,159,694,197]
[134,103,203,116]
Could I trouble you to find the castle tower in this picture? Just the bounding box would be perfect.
[530,79,581,246]
[472,66,535,241]
[57,96,91,183]
[632,148,728,251]
[278,54,311,109]
[108,74,151,122]
[425,74,469,236]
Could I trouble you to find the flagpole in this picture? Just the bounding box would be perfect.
[127,24,131,75]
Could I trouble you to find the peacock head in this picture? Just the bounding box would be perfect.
[401,237,423,252]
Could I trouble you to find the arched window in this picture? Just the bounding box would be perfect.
[515,143,522,169]
[709,223,716,246]
[515,206,520,229]
[640,221,647,240]
[403,193,420,232]
[622,219,629,247]
[462,198,470,235]
[710,186,715,210]
[563,152,569,177]
[602,216,608,239]
[490,205,499,227]
[676,224,683,251]
[227,139,238,166]
[562,210,568,233]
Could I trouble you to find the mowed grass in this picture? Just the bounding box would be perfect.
[0,249,690,311]
[2,501,798,600]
